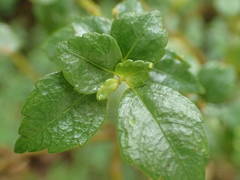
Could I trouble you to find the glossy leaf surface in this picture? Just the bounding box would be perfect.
[111,11,168,63]
[118,83,208,180]
[58,32,122,94]
[15,72,106,153]
[72,16,111,36]
[115,59,153,87]
[150,51,204,94]
[44,16,111,64]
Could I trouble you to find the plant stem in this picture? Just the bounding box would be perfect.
[107,83,128,180]
[106,83,129,123]
[110,127,123,180]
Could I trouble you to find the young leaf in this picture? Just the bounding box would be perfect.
[15,72,106,153]
[115,59,153,87]
[97,78,120,101]
[118,83,208,180]
[44,16,111,64]
[198,62,237,103]
[111,10,168,63]
[150,51,204,94]
[112,0,144,17]
[57,32,122,94]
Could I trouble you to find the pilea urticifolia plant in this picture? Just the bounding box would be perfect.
[15,0,209,179]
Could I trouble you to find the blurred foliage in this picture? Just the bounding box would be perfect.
[198,62,237,103]
[0,0,240,179]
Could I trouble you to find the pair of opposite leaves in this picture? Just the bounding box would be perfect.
[15,9,208,180]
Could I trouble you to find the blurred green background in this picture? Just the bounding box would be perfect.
[0,0,240,179]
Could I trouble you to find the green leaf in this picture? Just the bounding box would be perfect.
[44,26,74,64]
[111,10,168,63]
[97,78,120,101]
[33,0,84,32]
[118,83,208,180]
[112,0,144,17]
[150,51,204,94]
[198,62,237,103]
[115,59,153,87]
[15,72,106,153]
[57,32,122,94]
[72,16,112,36]
[44,16,112,64]
[206,18,229,60]
[219,101,240,128]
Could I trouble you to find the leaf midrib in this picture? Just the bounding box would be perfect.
[66,48,115,75]
[132,88,192,180]
[121,12,157,60]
